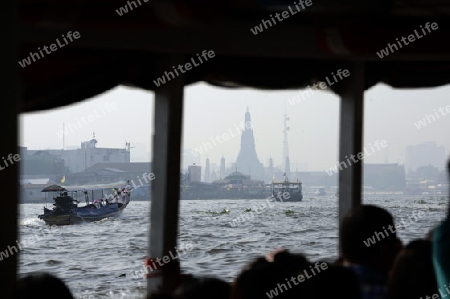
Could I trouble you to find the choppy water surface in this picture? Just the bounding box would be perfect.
[18,195,447,298]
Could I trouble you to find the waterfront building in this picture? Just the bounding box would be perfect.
[27,136,131,173]
[405,142,446,174]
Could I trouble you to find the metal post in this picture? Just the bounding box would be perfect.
[147,54,184,295]
[338,62,364,253]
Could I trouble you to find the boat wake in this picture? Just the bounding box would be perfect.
[20,217,45,227]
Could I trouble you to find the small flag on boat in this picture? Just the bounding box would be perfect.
[61,175,65,183]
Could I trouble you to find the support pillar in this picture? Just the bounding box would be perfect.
[147,55,184,295]
[338,62,364,253]
[0,0,19,297]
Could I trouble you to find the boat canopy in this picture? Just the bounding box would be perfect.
[41,181,129,192]
[41,185,67,192]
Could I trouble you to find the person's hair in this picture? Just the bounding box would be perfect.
[148,294,174,299]
[233,260,298,299]
[269,250,309,269]
[15,272,74,299]
[316,263,361,299]
[232,251,310,299]
[173,276,229,299]
[233,252,360,299]
[388,239,438,299]
[340,204,397,266]
[148,276,228,299]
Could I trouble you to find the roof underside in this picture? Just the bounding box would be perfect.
[41,181,129,192]
[18,0,450,112]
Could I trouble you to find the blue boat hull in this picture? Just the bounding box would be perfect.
[39,203,127,225]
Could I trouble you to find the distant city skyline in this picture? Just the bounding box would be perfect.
[20,83,450,172]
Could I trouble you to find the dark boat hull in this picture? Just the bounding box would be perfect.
[271,192,303,202]
[272,195,302,202]
[38,203,127,226]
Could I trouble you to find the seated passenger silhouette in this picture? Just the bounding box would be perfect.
[15,272,74,299]
[339,204,402,299]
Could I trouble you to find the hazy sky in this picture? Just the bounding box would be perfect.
[20,82,450,172]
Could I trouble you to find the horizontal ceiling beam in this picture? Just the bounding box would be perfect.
[19,19,450,61]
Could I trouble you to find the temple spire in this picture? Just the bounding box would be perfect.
[245,107,251,127]
[235,108,264,180]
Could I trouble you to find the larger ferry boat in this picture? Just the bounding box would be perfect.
[271,177,303,202]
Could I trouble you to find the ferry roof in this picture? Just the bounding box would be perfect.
[41,181,129,192]
[273,181,302,184]
[15,1,450,112]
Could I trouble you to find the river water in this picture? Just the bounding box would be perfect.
[16,195,447,298]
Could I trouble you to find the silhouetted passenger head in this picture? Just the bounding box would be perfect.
[173,276,230,299]
[388,239,438,299]
[232,256,302,299]
[148,276,229,299]
[263,249,309,271]
[15,272,74,299]
[232,251,360,299]
[318,263,361,299]
[148,294,175,299]
[340,204,400,273]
